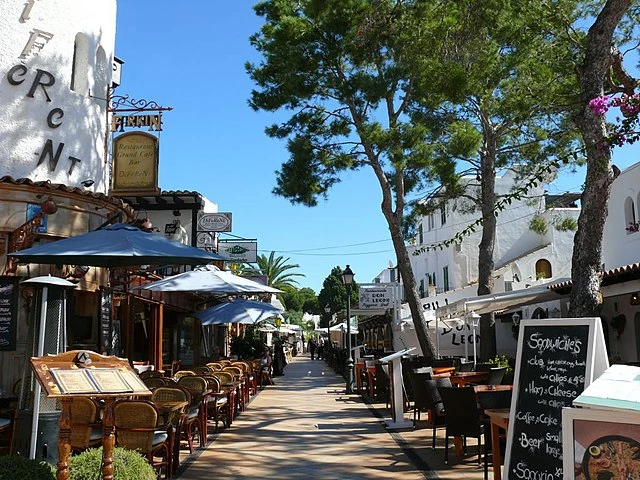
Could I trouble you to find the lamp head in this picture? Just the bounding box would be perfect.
[466,310,481,327]
[342,264,354,286]
[324,304,331,314]
[512,312,521,326]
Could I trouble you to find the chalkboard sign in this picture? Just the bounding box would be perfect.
[504,318,605,480]
[99,289,112,355]
[0,277,19,350]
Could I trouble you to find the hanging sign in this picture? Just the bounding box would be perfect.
[359,286,392,309]
[110,132,160,195]
[218,240,257,263]
[197,212,232,232]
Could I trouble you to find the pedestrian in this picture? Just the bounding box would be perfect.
[273,338,287,376]
[308,338,317,360]
[260,347,274,387]
[317,337,324,360]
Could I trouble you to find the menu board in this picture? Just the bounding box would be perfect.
[504,319,599,480]
[99,289,112,354]
[0,277,19,351]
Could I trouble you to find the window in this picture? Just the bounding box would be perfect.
[418,223,423,244]
[71,33,89,94]
[428,214,435,231]
[94,46,108,100]
[432,271,436,287]
[535,259,552,279]
[443,266,449,292]
[419,279,425,297]
[625,196,638,233]
[440,204,447,225]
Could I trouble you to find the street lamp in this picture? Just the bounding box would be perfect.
[324,304,331,356]
[342,264,355,394]
[466,311,481,369]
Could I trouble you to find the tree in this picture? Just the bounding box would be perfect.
[408,1,582,358]
[247,0,459,358]
[241,251,305,290]
[281,286,318,313]
[317,266,359,329]
[567,0,635,317]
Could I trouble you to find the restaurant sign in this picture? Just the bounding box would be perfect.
[218,240,257,263]
[110,132,160,195]
[197,212,232,232]
[359,286,392,309]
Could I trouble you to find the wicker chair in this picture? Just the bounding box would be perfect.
[151,384,200,465]
[235,361,257,396]
[113,399,173,479]
[139,370,164,380]
[201,375,229,433]
[206,363,223,371]
[143,376,169,389]
[177,376,208,446]
[173,370,196,380]
[68,397,103,453]
[192,366,212,376]
[223,366,246,410]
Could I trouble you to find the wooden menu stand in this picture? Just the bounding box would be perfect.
[30,350,151,480]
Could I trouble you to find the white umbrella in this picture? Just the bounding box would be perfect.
[195,298,284,325]
[135,265,282,294]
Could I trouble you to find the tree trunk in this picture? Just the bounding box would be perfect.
[478,120,497,360]
[380,199,437,359]
[569,0,630,318]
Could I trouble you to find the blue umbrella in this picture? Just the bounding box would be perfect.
[8,223,227,267]
[195,298,284,325]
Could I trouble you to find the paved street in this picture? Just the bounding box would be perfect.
[177,354,491,480]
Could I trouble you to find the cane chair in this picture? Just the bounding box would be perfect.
[201,375,229,433]
[151,384,200,465]
[177,376,209,446]
[173,370,195,380]
[143,376,170,389]
[206,363,224,371]
[423,377,451,449]
[486,367,507,386]
[69,397,103,453]
[407,369,434,426]
[192,366,212,376]
[234,362,257,396]
[139,370,164,380]
[113,399,173,479]
[438,386,489,479]
[223,366,246,410]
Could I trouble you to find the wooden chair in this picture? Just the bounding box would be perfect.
[223,366,246,410]
[438,386,488,479]
[173,370,196,380]
[69,397,103,453]
[113,399,173,479]
[206,363,223,371]
[177,376,209,447]
[143,376,170,389]
[192,366,212,376]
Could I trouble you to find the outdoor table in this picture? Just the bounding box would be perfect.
[473,384,513,393]
[449,371,490,387]
[485,408,510,480]
[153,400,188,426]
[432,366,456,375]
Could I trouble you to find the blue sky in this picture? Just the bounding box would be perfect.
[114,2,640,294]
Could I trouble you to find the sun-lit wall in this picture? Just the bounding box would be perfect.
[0,0,117,192]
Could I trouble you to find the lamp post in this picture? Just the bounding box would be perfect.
[466,311,481,369]
[342,265,355,394]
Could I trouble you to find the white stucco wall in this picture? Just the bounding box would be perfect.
[0,0,117,192]
[602,162,640,270]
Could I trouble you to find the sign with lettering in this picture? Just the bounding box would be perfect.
[0,277,19,351]
[197,212,232,232]
[218,240,257,263]
[504,318,607,480]
[359,286,392,309]
[111,132,159,195]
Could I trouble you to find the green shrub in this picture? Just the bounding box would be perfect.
[0,455,55,480]
[487,355,514,384]
[67,447,156,480]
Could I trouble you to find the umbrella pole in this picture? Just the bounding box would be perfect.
[29,286,48,459]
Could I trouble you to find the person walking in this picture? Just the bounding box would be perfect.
[308,338,317,360]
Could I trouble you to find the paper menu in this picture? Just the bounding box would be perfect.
[573,364,640,411]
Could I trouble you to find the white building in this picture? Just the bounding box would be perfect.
[392,170,580,357]
[0,0,118,191]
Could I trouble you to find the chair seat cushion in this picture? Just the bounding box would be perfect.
[152,431,168,447]
[89,426,103,442]
[188,407,199,419]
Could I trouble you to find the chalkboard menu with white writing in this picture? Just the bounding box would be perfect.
[99,289,112,355]
[504,320,597,480]
[0,277,19,351]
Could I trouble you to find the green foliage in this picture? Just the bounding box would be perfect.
[317,266,359,329]
[230,327,264,360]
[487,355,514,385]
[552,216,578,232]
[281,286,317,313]
[66,447,156,480]
[529,215,548,235]
[241,251,305,290]
[0,455,55,480]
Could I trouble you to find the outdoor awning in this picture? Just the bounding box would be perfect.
[435,278,570,319]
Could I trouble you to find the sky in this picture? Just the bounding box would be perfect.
[114,2,640,294]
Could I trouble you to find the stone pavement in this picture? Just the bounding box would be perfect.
[176,354,492,480]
